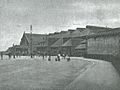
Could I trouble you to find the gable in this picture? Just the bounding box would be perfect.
[51,38,63,47]
[62,39,72,47]
[24,33,47,45]
[20,33,29,45]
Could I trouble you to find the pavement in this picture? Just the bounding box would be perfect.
[65,57,120,90]
[0,56,119,90]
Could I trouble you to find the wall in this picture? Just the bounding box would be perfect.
[87,35,120,55]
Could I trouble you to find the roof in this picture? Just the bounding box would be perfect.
[87,28,120,38]
[54,32,59,34]
[51,38,63,47]
[5,47,13,54]
[73,25,112,38]
[75,44,86,50]
[48,29,75,38]
[62,29,75,38]
[68,29,75,33]
[86,25,111,34]
[60,31,68,34]
[76,28,85,31]
[14,45,28,48]
[24,33,47,45]
[72,29,90,37]
[49,32,67,38]
[62,39,72,47]
[80,40,87,44]
[72,28,86,37]
[86,25,111,30]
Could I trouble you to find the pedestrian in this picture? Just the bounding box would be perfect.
[42,53,44,59]
[0,52,3,60]
[62,54,66,59]
[48,51,51,61]
[55,57,57,61]
[66,55,70,62]
[13,54,15,59]
[48,55,51,61]
[57,54,61,61]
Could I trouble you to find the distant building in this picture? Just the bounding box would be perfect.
[6,25,118,58]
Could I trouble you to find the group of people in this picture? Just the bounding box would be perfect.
[0,51,71,62]
[41,52,72,62]
[47,53,71,62]
[0,53,18,60]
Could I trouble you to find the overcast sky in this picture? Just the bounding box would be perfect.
[0,0,120,51]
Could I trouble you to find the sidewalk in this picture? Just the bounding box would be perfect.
[65,57,120,90]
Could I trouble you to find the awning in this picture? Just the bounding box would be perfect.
[80,40,87,44]
[51,38,63,47]
[62,39,72,47]
[75,44,86,50]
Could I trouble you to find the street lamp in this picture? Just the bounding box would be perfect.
[13,43,16,59]
[30,25,33,58]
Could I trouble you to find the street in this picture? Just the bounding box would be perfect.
[0,56,119,90]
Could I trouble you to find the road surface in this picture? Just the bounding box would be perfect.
[0,56,119,90]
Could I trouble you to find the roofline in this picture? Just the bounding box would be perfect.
[87,31,120,38]
[86,25,111,29]
[24,32,30,43]
[25,33,48,36]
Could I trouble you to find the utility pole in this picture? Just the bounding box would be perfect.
[30,25,33,58]
[13,43,16,59]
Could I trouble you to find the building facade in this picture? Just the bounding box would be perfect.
[86,28,120,60]
[7,25,120,59]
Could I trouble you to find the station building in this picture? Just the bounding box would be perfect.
[6,25,119,58]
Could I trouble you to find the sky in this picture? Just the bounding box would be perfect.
[0,0,120,51]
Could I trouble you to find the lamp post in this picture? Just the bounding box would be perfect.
[30,25,33,58]
[13,44,16,59]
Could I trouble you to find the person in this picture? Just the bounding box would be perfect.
[0,52,3,60]
[62,54,66,59]
[55,57,57,61]
[48,55,51,61]
[16,53,19,58]
[42,53,44,59]
[48,51,51,61]
[57,54,61,61]
[66,54,70,62]
[13,54,15,59]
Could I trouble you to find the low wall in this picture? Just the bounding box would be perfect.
[84,54,120,75]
